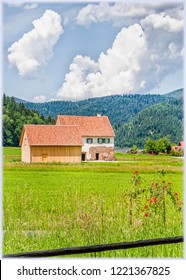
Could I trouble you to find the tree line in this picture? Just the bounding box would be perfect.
[3,89,183,149]
[3,94,54,147]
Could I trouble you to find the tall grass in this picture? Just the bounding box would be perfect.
[3,148,183,257]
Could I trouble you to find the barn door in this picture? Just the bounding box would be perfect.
[42,154,48,162]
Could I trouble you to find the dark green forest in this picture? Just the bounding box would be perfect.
[115,98,183,148]
[3,89,183,148]
[3,95,54,146]
[19,93,168,125]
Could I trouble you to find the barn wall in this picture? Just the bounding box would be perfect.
[21,131,31,163]
[31,146,82,163]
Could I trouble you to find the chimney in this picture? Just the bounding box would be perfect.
[97,113,101,117]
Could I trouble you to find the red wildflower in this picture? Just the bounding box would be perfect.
[168,182,172,185]
[142,210,145,212]
[144,213,149,217]
[134,170,138,174]
[175,192,178,196]
[176,197,179,201]
[150,197,157,203]
[179,202,183,205]
[164,186,168,189]
[144,205,148,209]
[152,182,158,188]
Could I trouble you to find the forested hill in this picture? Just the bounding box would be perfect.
[5,88,183,148]
[20,94,168,125]
[16,89,182,126]
[3,95,54,146]
[115,98,183,148]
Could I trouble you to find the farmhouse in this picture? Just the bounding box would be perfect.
[20,115,115,163]
[56,115,115,161]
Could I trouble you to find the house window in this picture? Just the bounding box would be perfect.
[98,138,104,144]
[97,138,110,144]
[105,138,110,144]
[86,138,93,144]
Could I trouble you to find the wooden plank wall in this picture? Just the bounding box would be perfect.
[21,131,31,163]
[31,146,82,163]
[22,145,31,163]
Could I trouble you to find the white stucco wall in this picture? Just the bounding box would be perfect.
[82,137,114,160]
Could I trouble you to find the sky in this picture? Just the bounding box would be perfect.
[2,0,184,102]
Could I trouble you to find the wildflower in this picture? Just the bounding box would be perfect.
[144,205,148,209]
[162,180,165,183]
[150,197,157,203]
[176,197,179,201]
[142,210,145,212]
[144,213,149,217]
[164,186,168,189]
[152,182,157,188]
[168,182,172,185]
[179,202,183,205]
[175,192,178,196]
[134,170,138,174]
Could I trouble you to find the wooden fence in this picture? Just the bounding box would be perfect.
[3,236,183,258]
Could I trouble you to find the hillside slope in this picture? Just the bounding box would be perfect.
[24,94,168,125]
[3,95,54,146]
[115,98,183,148]
[9,88,184,148]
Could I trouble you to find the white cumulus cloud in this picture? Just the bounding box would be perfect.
[57,55,99,100]
[141,13,183,32]
[33,95,46,103]
[8,10,63,78]
[57,7,183,101]
[75,2,182,27]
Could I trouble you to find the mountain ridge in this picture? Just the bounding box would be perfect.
[9,88,183,148]
[13,88,183,105]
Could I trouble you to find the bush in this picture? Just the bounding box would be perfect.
[169,150,182,157]
[144,137,172,154]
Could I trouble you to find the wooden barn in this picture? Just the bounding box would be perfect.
[19,125,83,163]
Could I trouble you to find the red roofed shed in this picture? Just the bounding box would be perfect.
[20,125,83,163]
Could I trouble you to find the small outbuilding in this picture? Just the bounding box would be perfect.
[171,141,184,155]
[19,125,83,163]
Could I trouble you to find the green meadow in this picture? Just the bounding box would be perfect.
[3,148,184,257]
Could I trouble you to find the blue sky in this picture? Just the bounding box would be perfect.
[3,1,184,102]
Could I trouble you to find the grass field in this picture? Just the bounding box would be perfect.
[3,147,184,257]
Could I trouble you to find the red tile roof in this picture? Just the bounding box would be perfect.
[20,125,83,146]
[179,141,184,147]
[56,115,115,137]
